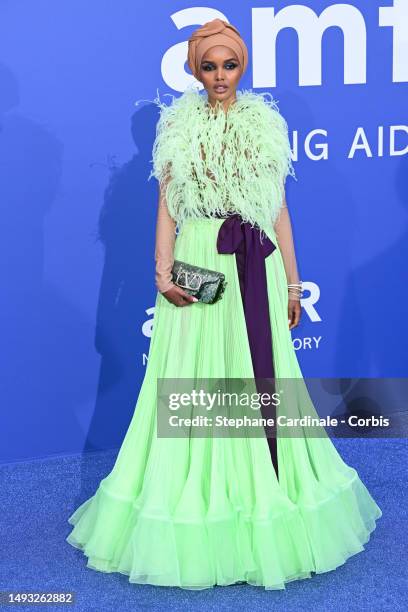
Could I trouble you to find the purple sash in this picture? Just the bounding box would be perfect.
[215,213,279,478]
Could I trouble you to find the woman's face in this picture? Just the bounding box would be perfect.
[198,45,243,109]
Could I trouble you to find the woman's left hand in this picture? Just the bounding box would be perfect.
[288,299,301,330]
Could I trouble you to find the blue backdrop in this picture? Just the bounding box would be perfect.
[1,0,407,463]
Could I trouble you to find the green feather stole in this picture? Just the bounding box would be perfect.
[148,85,296,238]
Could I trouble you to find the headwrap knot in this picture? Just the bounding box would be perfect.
[187,18,248,81]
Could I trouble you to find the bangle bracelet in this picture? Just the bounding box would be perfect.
[288,281,303,299]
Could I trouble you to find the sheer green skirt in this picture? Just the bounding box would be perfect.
[66,217,382,590]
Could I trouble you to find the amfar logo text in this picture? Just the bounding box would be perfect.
[162,1,407,91]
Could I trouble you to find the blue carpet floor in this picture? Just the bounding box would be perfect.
[0,438,406,612]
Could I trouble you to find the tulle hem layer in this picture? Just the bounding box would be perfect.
[66,471,382,591]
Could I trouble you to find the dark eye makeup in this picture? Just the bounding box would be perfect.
[201,61,238,71]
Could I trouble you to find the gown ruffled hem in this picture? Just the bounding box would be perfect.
[66,468,382,591]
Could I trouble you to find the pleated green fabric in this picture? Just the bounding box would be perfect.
[66,218,382,590]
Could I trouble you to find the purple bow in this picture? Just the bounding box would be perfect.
[216,213,279,476]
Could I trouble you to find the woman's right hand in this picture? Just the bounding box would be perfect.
[161,284,199,307]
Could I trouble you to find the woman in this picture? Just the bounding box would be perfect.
[66,19,382,590]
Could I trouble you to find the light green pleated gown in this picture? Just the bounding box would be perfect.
[66,217,382,590]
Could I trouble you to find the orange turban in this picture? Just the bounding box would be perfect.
[187,18,248,81]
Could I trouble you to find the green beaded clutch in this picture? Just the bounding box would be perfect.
[171,259,228,304]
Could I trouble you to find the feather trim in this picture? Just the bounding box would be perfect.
[146,85,296,237]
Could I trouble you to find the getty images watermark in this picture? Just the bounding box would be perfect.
[156,377,408,439]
